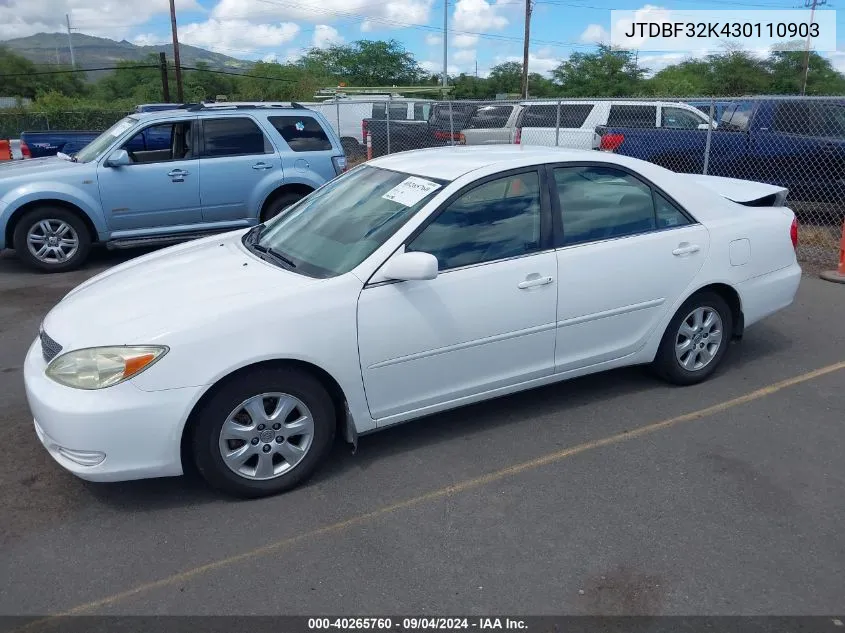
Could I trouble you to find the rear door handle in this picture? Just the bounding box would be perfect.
[252,162,273,170]
[518,274,554,289]
[673,243,700,256]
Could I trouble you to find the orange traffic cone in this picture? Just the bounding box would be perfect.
[820,217,845,284]
[0,140,11,161]
[366,132,372,161]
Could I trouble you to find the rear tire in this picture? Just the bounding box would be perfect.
[191,367,336,498]
[13,206,91,273]
[653,291,733,386]
[260,192,306,223]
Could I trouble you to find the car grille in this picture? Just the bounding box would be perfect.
[40,329,63,363]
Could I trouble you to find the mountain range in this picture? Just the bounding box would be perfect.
[0,32,252,79]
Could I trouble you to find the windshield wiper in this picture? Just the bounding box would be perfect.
[249,241,296,269]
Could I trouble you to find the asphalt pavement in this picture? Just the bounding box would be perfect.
[1,246,844,618]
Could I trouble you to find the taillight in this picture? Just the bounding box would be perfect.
[599,133,624,152]
[21,141,31,159]
[790,217,799,249]
[514,127,522,144]
[332,155,347,175]
[457,133,466,145]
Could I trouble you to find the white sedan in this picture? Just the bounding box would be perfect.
[24,146,801,497]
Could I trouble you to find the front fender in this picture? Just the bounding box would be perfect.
[1,181,107,239]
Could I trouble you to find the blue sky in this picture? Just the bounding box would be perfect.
[2,0,843,78]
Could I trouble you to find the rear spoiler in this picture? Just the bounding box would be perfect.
[681,174,788,207]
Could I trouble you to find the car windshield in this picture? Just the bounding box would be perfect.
[248,165,449,278]
[74,116,139,163]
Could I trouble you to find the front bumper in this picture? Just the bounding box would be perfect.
[24,338,205,482]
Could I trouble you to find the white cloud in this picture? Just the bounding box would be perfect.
[212,0,434,30]
[426,33,443,46]
[580,23,609,44]
[453,33,478,48]
[453,49,476,64]
[262,52,279,63]
[312,24,343,48]
[453,0,508,33]
[0,0,201,40]
[420,60,460,75]
[180,19,300,54]
[495,49,561,76]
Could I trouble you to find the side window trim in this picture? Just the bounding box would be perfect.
[544,161,700,249]
[400,166,555,274]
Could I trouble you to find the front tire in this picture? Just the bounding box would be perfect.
[191,367,336,498]
[13,207,91,272]
[653,291,733,386]
[261,192,306,223]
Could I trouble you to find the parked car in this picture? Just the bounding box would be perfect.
[515,100,714,150]
[459,103,523,145]
[25,145,801,497]
[1,104,346,272]
[686,100,733,123]
[364,102,478,157]
[595,98,845,203]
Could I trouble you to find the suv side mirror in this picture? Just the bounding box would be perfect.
[105,149,131,167]
[382,251,438,281]
[697,123,713,130]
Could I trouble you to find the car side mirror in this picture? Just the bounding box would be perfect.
[105,149,131,167]
[382,251,439,281]
[697,123,712,130]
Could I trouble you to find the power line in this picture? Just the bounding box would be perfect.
[0,65,159,78]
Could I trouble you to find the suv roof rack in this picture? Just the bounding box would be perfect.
[183,102,310,112]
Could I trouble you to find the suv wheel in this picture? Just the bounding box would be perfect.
[191,367,336,498]
[13,207,92,272]
[261,192,305,222]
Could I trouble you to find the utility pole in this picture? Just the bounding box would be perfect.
[65,14,76,69]
[442,0,448,88]
[801,0,826,95]
[169,0,185,103]
[520,0,532,99]
[159,52,172,103]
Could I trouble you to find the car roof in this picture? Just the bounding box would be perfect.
[366,145,658,181]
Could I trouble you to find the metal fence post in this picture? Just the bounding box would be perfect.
[554,100,562,147]
[448,100,454,145]
[44,113,50,131]
[386,94,392,155]
[335,96,340,139]
[702,98,714,175]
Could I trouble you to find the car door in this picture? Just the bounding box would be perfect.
[96,118,202,231]
[548,163,710,373]
[356,169,558,421]
[198,116,282,223]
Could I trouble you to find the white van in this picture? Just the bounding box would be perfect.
[516,100,714,150]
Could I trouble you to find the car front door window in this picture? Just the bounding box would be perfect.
[407,171,543,270]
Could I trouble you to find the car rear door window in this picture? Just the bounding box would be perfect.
[554,166,658,245]
[407,171,543,270]
[607,105,657,128]
[558,104,594,127]
[269,115,332,152]
[521,105,557,128]
[467,105,514,129]
[202,117,271,158]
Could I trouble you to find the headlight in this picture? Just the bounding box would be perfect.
[46,346,168,390]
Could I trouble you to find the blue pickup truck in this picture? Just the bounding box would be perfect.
[21,125,173,159]
[1,104,346,272]
[596,98,845,203]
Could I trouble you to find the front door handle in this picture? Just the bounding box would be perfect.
[252,162,273,170]
[168,169,189,182]
[518,274,554,289]
[673,243,700,256]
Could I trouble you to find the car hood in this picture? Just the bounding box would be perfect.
[0,156,80,180]
[41,231,319,348]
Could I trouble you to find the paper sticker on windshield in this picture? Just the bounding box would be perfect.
[109,119,135,137]
[382,177,441,207]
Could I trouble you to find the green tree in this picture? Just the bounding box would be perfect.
[646,59,711,97]
[703,47,770,96]
[487,61,522,95]
[300,39,425,86]
[552,45,646,96]
[0,47,87,99]
[767,50,845,95]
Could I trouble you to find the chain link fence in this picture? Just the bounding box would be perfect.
[315,95,844,268]
[2,98,841,266]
